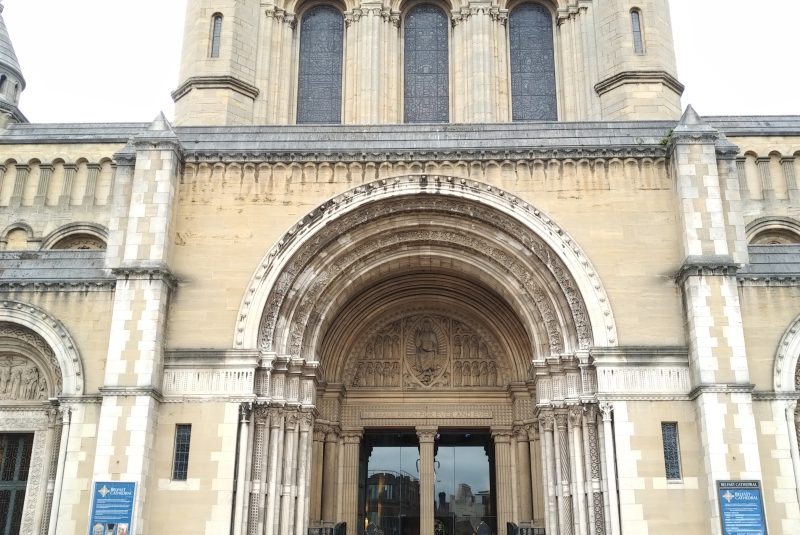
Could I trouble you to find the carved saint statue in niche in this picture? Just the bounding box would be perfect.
[414,319,439,379]
[0,355,48,401]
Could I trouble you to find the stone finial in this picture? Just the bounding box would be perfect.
[673,104,716,135]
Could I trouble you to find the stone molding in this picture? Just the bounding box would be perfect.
[594,70,685,97]
[237,176,617,358]
[111,264,179,288]
[171,75,260,102]
[0,301,84,396]
[675,256,739,286]
[591,346,691,398]
[774,313,800,392]
[688,383,755,399]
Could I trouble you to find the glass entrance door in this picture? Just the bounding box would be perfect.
[434,432,495,535]
[360,432,421,535]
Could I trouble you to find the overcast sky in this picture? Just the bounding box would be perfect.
[3,0,799,123]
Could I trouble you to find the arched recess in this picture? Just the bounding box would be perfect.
[236,175,617,361]
[747,216,800,245]
[0,300,84,396]
[41,222,108,250]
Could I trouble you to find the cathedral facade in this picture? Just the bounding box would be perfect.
[0,1,798,534]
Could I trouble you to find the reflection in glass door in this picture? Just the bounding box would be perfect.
[434,432,495,535]
[360,432,421,535]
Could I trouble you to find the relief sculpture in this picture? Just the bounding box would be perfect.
[0,356,48,401]
[347,313,506,390]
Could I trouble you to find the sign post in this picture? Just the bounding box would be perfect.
[88,481,136,535]
[717,480,768,535]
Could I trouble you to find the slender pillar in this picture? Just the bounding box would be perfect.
[341,431,363,532]
[233,405,251,535]
[570,408,588,535]
[599,404,620,535]
[782,157,799,203]
[555,412,574,535]
[34,164,52,206]
[539,413,558,535]
[527,424,544,524]
[417,427,437,535]
[493,430,514,530]
[757,157,775,200]
[265,409,285,535]
[583,408,602,535]
[515,426,532,522]
[47,406,71,535]
[58,164,76,206]
[249,410,269,535]
[280,414,300,535]
[786,401,800,508]
[295,412,313,535]
[322,428,340,522]
[10,163,28,207]
[310,424,327,522]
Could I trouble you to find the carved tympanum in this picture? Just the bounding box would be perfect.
[0,355,48,401]
[347,314,507,390]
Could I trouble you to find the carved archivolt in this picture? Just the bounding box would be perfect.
[239,176,618,361]
[343,313,508,390]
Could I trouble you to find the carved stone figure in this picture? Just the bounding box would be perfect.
[0,356,48,401]
[413,319,439,383]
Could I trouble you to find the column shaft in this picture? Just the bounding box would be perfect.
[417,427,437,535]
[570,410,588,535]
[515,427,532,521]
[322,430,340,521]
[280,416,300,535]
[233,407,251,535]
[493,431,514,530]
[600,405,620,535]
[555,413,574,535]
[341,432,363,532]
[295,414,313,535]
[265,412,284,535]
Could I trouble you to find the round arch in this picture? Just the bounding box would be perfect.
[775,313,800,392]
[235,176,618,366]
[0,300,85,396]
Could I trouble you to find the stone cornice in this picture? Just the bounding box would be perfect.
[111,264,178,288]
[0,280,114,292]
[594,70,685,97]
[171,76,260,102]
[752,391,800,401]
[675,256,739,285]
[737,275,800,287]
[99,385,164,402]
[689,383,755,399]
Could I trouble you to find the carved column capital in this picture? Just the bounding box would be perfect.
[341,430,363,444]
[568,406,585,426]
[599,402,614,421]
[269,407,285,427]
[513,425,529,442]
[299,411,314,431]
[416,427,438,443]
[554,411,568,430]
[525,423,539,441]
[538,413,555,432]
[492,430,513,444]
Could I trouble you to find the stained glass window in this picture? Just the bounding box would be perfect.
[661,422,681,480]
[210,14,223,58]
[509,3,557,121]
[631,10,644,54]
[172,424,192,481]
[297,5,344,124]
[404,4,449,123]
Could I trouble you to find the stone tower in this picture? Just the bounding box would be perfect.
[0,0,26,127]
[173,0,684,126]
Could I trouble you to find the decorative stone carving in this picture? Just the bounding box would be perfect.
[0,355,48,401]
[347,313,508,390]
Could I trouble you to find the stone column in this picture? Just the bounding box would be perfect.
[58,164,77,207]
[493,430,514,530]
[735,158,749,200]
[10,163,28,207]
[599,404,620,535]
[83,163,101,206]
[233,405,251,535]
[321,427,340,522]
[266,409,285,535]
[295,412,313,535]
[34,164,52,206]
[782,157,799,203]
[47,406,71,535]
[569,408,588,535]
[539,413,558,535]
[527,424,544,524]
[341,431,363,532]
[555,412,573,535]
[310,424,327,523]
[514,426,532,521]
[280,413,300,535]
[249,409,270,535]
[417,427,437,535]
[756,157,775,200]
[583,408,604,535]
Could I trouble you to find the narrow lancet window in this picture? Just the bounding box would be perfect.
[403,4,449,123]
[296,5,344,124]
[509,4,557,121]
[172,424,192,480]
[210,14,223,58]
[631,9,645,54]
[661,422,682,480]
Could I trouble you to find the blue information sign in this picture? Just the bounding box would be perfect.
[88,481,136,535]
[718,480,768,535]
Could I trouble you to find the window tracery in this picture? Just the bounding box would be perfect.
[297,5,344,124]
[509,3,557,121]
[403,4,449,123]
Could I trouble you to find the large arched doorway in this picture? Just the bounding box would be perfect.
[238,176,618,535]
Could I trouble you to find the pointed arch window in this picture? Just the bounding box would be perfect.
[0,75,7,95]
[210,13,223,58]
[296,5,344,124]
[403,4,449,123]
[509,3,557,121]
[631,9,645,54]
